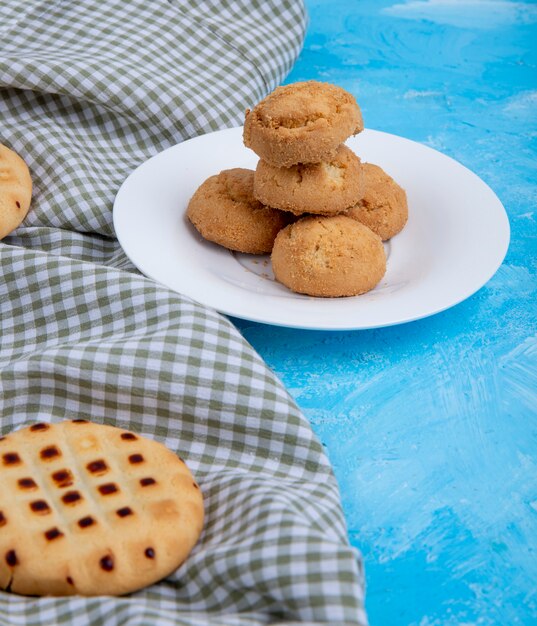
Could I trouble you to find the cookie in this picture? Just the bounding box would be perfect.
[0,420,204,597]
[187,168,291,254]
[243,81,363,167]
[346,163,408,241]
[254,145,363,216]
[0,144,32,240]
[271,215,386,297]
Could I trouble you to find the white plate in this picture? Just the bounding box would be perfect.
[113,127,510,330]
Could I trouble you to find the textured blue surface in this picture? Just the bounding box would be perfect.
[234,1,536,625]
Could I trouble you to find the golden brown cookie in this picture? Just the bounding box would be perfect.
[254,145,363,216]
[0,420,204,597]
[243,81,363,167]
[0,144,32,239]
[187,168,291,254]
[346,163,408,241]
[271,215,386,297]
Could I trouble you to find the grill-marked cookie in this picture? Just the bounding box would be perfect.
[187,168,291,254]
[271,215,386,297]
[243,81,363,167]
[347,163,408,241]
[0,420,204,597]
[254,145,363,216]
[0,144,32,240]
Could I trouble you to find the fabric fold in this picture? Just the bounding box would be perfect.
[0,1,366,623]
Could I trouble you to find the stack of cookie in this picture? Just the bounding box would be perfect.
[245,80,392,297]
[187,80,408,298]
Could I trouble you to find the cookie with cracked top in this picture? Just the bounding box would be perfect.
[243,81,363,167]
[254,145,363,216]
[187,168,291,254]
[271,215,386,297]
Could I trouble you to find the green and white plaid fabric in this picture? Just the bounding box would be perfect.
[0,1,366,624]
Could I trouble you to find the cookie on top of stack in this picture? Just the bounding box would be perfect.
[187,80,408,298]
[245,80,386,297]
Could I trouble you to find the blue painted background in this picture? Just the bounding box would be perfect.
[234,1,537,625]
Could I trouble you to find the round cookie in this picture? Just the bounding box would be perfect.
[347,162,408,241]
[243,81,363,167]
[0,420,204,597]
[187,168,291,254]
[254,145,363,216]
[0,144,32,239]
[271,215,386,297]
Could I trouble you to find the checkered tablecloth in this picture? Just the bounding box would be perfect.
[0,1,366,624]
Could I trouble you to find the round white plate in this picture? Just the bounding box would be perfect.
[113,127,510,331]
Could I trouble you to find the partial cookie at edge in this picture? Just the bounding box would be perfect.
[0,144,32,240]
[0,420,204,597]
